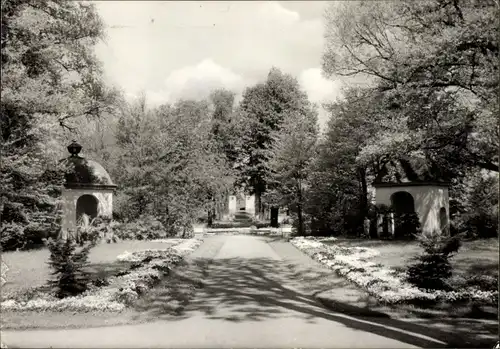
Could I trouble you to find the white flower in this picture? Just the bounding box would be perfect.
[2,240,203,313]
[291,237,498,305]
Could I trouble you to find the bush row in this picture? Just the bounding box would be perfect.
[0,214,194,252]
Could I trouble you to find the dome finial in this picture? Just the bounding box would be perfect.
[67,140,82,156]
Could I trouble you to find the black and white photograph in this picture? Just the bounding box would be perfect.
[0,0,498,348]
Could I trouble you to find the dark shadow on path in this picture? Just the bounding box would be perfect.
[131,254,497,349]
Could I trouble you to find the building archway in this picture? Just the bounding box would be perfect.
[76,194,99,222]
[390,191,415,213]
[390,191,417,239]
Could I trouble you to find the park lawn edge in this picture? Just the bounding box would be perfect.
[0,238,203,313]
[291,237,498,306]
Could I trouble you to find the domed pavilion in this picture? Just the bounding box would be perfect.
[59,141,117,237]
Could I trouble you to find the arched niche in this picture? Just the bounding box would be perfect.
[76,194,99,222]
[390,191,415,213]
[390,191,417,239]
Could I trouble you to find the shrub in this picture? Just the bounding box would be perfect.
[46,237,94,298]
[0,223,25,251]
[209,222,251,229]
[405,231,461,290]
[255,222,274,229]
[406,254,453,290]
[76,214,102,245]
[0,221,54,251]
[394,212,420,239]
[464,275,499,292]
[0,219,58,252]
[114,215,171,240]
[179,224,194,238]
[416,231,461,255]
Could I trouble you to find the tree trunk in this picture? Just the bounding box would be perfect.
[207,210,213,227]
[297,180,304,235]
[297,204,304,235]
[255,191,262,220]
[270,207,279,227]
[358,167,368,218]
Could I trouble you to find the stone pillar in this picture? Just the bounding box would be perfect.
[364,217,370,238]
[388,212,395,238]
[245,195,255,216]
[377,214,384,238]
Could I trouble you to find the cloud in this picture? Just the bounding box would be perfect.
[297,68,344,131]
[144,59,246,105]
[93,1,343,129]
[257,2,300,24]
[94,1,326,100]
[299,67,342,104]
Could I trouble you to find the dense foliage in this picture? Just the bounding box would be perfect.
[113,215,171,241]
[2,0,496,252]
[306,0,499,237]
[0,0,118,251]
[237,68,314,217]
[323,0,498,176]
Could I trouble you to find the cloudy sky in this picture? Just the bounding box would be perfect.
[94,1,344,128]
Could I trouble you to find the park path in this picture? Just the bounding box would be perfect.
[2,235,446,348]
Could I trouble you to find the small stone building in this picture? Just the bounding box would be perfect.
[373,182,449,236]
[372,158,450,237]
[59,141,117,237]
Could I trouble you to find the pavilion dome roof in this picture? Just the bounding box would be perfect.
[60,141,116,189]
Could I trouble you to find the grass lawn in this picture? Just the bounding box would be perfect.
[1,259,204,330]
[328,238,499,279]
[1,238,203,330]
[1,239,184,295]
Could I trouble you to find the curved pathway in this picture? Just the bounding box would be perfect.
[2,235,446,348]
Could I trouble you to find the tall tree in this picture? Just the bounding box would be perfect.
[209,89,240,167]
[113,98,234,233]
[307,87,383,236]
[323,0,498,173]
[238,67,313,217]
[1,0,116,250]
[265,109,318,235]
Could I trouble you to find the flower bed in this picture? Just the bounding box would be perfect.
[1,238,203,312]
[291,237,498,305]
